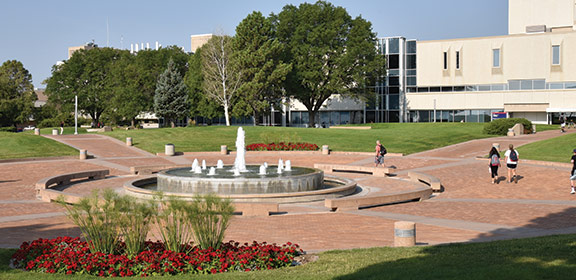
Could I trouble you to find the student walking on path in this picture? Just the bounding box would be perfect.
[504,144,519,183]
[489,146,501,184]
[570,149,576,194]
[374,140,386,168]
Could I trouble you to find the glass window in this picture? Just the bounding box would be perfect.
[407,55,416,69]
[389,77,399,86]
[388,86,399,94]
[407,77,416,86]
[388,69,399,76]
[453,86,465,92]
[552,45,560,65]
[379,40,386,54]
[406,87,417,93]
[533,79,545,90]
[491,84,506,91]
[509,80,521,90]
[339,112,350,125]
[406,40,416,54]
[290,112,301,124]
[443,52,448,70]
[454,110,468,122]
[388,55,399,69]
[330,111,339,125]
[565,83,576,89]
[469,110,481,122]
[417,87,429,92]
[430,87,441,92]
[389,38,399,54]
[492,49,500,68]
[388,95,399,110]
[441,86,453,92]
[548,83,564,89]
[419,111,430,122]
[301,112,309,125]
[407,69,417,76]
[456,51,460,69]
[388,111,399,122]
[520,80,532,90]
[465,85,478,91]
[478,85,491,91]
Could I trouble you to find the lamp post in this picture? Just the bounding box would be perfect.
[74,95,78,135]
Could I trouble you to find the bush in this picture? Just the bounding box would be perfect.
[0,126,16,132]
[188,194,234,250]
[483,118,533,135]
[246,142,319,151]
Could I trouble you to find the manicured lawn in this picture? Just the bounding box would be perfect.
[517,132,576,163]
[0,132,78,159]
[104,123,491,155]
[2,234,576,279]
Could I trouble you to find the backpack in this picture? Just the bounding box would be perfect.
[490,154,500,166]
[509,150,518,162]
[379,144,387,156]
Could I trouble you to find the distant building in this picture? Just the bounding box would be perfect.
[67,42,97,59]
[34,88,47,107]
[190,34,213,53]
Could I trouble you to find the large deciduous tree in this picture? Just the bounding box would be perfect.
[184,48,222,123]
[274,1,385,127]
[201,35,242,126]
[0,60,37,127]
[232,11,292,126]
[45,47,128,125]
[154,59,189,128]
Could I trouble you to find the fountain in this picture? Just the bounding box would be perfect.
[124,127,356,202]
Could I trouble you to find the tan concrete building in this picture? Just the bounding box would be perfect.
[406,0,576,124]
[67,42,97,59]
[190,34,213,52]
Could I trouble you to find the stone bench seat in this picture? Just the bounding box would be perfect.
[35,169,109,201]
[233,203,279,217]
[325,187,432,211]
[314,164,390,176]
[408,171,443,192]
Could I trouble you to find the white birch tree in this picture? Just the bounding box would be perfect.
[201,35,242,126]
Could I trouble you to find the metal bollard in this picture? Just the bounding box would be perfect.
[394,221,416,247]
[34,128,40,135]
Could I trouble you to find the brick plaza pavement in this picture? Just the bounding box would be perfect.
[1,129,576,251]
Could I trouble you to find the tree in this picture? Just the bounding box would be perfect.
[232,11,292,126]
[201,35,242,126]
[45,47,128,125]
[274,1,385,127]
[154,59,189,128]
[184,48,222,123]
[0,60,36,127]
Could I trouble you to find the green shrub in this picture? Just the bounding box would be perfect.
[0,127,16,132]
[115,196,156,257]
[483,118,533,135]
[154,194,195,253]
[58,190,121,254]
[188,194,234,250]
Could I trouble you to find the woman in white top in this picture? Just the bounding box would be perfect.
[504,144,519,183]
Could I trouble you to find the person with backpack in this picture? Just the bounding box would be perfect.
[374,140,387,167]
[488,146,501,184]
[504,144,519,183]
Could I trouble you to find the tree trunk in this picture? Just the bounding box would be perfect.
[224,105,231,126]
[308,110,316,128]
[131,119,135,128]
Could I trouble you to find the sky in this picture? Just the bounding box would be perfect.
[0,0,508,88]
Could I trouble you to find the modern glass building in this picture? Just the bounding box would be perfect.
[365,37,416,123]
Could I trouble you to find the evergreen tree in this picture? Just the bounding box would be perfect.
[154,59,189,128]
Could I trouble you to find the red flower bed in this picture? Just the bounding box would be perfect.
[11,237,302,277]
[246,142,319,151]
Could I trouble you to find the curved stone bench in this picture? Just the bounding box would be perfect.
[325,186,432,212]
[35,169,109,202]
[314,164,390,176]
[408,171,443,192]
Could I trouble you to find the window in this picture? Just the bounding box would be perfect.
[407,55,416,69]
[455,51,460,69]
[406,40,416,54]
[492,49,500,68]
[388,38,399,54]
[443,52,448,70]
[552,45,560,65]
[388,55,399,69]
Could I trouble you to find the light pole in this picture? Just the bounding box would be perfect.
[74,95,78,135]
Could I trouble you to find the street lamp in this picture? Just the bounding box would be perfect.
[74,95,78,135]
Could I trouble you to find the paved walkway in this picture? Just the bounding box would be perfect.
[1,130,576,251]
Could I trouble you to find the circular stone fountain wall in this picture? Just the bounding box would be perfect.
[156,166,324,195]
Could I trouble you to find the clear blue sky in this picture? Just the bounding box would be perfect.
[0,0,508,88]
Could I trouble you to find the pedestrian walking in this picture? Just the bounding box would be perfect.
[60,121,64,135]
[489,146,501,184]
[504,144,519,183]
[374,140,387,168]
[570,149,576,194]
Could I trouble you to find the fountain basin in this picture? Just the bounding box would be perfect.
[157,166,323,195]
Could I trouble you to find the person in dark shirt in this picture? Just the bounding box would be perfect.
[571,149,576,194]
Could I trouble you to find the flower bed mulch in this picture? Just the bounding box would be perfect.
[246,142,319,151]
[11,237,302,277]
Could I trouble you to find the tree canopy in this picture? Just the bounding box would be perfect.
[153,59,189,128]
[274,0,385,127]
[0,60,36,127]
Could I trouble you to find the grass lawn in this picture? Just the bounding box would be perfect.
[0,132,78,159]
[517,132,576,163]
[104,123,491,155]
[2,234,575,279]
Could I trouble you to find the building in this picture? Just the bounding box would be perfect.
[67,42,97,59]
[190,34,213,53]
[405,0,576,124]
